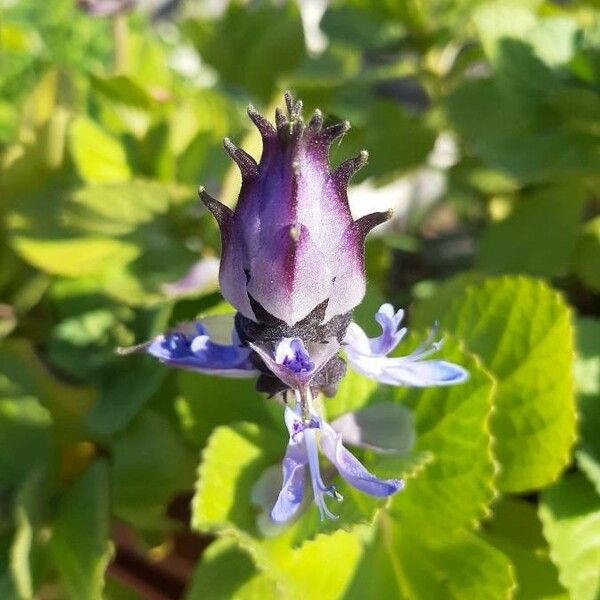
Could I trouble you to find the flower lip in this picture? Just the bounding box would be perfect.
[117,317,259,378]
[270,400,405,523]
[343,304,469,387]
[249,336,341,391]
[276,338,315,374]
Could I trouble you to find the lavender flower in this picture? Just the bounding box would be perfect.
[120,93,468,523]
[271,396,406,523]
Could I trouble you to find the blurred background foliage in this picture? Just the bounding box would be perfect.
[0,0,599,598]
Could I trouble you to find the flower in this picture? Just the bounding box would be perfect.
[120,93,468,522]
[271,396,407,523]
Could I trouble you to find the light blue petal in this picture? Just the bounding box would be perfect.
[348,353,468,387]
[119,320,259,378]
[372,303,406,355]
[320,423,404,498]
[271,442,307,523]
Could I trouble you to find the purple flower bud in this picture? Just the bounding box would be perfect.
[200,92,391,328]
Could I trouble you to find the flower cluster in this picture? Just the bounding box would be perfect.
[121,93,467,523]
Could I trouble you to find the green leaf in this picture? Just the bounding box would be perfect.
[413,276,576,492]
[572,217,600,294]
[176,372,279,448]
[49,460,114,600]
[186,538,278,600]
[10,236,139,278]
[90,74,155,138]
[69,116,131,183]
[320,6,404,49]
[7,181,195,290]
[110,411,195,531]
[407,272,485,327]
[0,338,94,439]
[192,422,284,535]
[9,471,48,600]
[363,102,436,180]
[86,355,168,438]
[574,318,600,495]
[345,516,515,600]
[473,2,537,60]
[389,336,496,532]
[478,181,586,277]
[0,396,53,490]
[539,473,600,600]
[246,528,366,600]
[185,5,305,103]
[332,102,436,183]
[481,498,567,599]
[474,4,579,67]
[445,36,600,182]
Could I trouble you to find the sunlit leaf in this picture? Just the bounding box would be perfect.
[413,276,576,492]
[69,116,131,183]
[344,516,515,600]
[389,337,496,532]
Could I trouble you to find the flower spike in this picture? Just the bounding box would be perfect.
[123,93,470,524]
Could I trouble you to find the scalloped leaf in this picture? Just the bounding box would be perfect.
[192,422,285,535]
[389,336,496,533]
[539,473,600,600]
[413,276,576,492]
[343,515,515,600]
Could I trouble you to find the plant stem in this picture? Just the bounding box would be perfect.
[112,13,128,74]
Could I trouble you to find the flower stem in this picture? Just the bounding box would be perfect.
[112,13,128,74]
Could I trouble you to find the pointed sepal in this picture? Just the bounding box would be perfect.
[223,137,259,178]
[198,186,233,228]
[334,150,369,188]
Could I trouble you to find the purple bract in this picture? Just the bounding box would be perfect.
[121,93,468,523]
